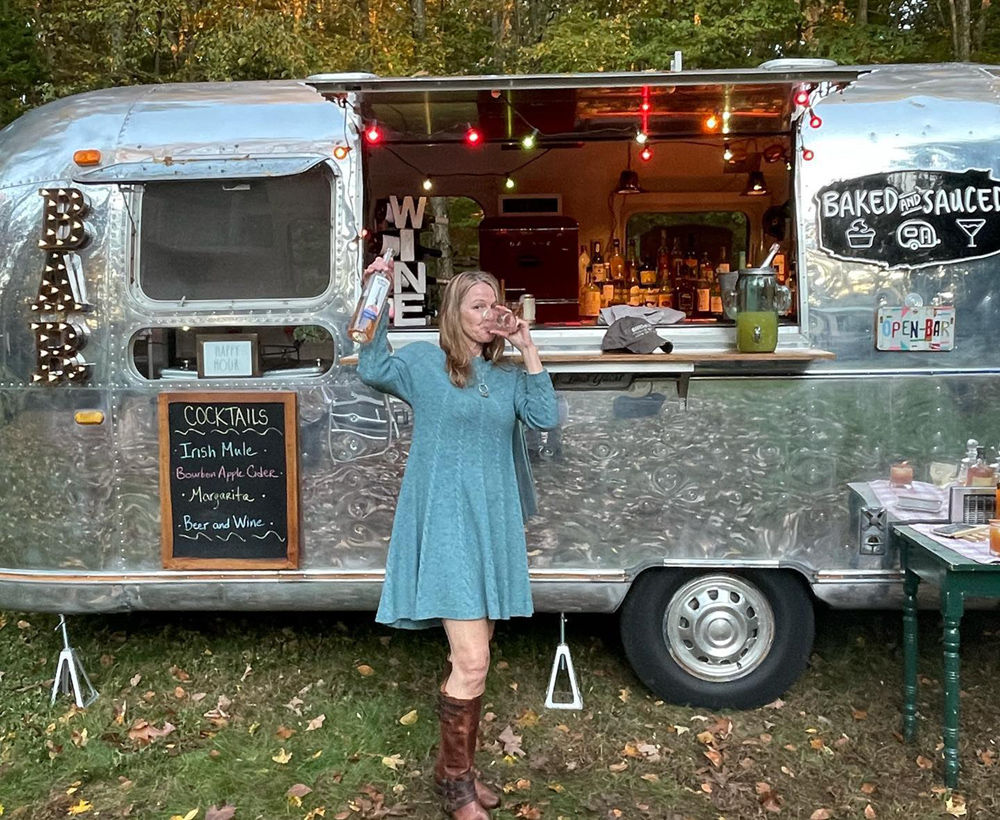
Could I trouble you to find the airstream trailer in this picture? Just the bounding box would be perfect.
[2,62,1000,709]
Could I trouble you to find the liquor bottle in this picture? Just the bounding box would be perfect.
[656,230,671,286]
[578,244,591,298]
[349,248,396,343]
[609,239,626,283]
[696,251,713,318]
[967,446,996,487]
[712,247,729,320]
[957,439,980,485]
[675,242,697,318]
[656,257,674,308]
[580,268,602,318]
[627,258,642,306]
[670,238,684,298]
[591,241,608,285]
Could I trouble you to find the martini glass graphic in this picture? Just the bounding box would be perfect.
[956,218,986,247]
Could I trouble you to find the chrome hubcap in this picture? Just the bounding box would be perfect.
[664,574,775,682]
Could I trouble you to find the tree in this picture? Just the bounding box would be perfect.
[0,0,44,127]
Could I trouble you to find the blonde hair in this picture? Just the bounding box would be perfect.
[439,270,507,388]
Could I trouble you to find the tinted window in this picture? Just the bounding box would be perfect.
[139,167,332,302]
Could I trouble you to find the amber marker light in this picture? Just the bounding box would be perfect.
[74,410,105,425]
[73,149,102,166]
[333,145,351,160]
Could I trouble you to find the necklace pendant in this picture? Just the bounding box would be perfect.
[478,383,489,398]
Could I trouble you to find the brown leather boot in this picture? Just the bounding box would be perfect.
[441,660,500,811]
[434,691,490,819]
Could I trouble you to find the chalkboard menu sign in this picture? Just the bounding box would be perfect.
[816,169,1000,268]
[158,392,300,569]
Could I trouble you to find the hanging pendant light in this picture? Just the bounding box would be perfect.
[742,170,768,197]
[615,143,646,195]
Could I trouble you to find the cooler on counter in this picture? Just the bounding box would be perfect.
[478,216,579,324]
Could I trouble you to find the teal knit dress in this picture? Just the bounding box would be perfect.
[358,311,559,630]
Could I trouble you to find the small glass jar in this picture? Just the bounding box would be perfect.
[890,461,914,489]
[989,519,1000,556]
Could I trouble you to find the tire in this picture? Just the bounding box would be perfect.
[619,569,814,710]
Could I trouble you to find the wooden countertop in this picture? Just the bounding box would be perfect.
[340,348,835,369]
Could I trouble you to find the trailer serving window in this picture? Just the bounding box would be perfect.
[316,71,864,334]
[136,165,333,303]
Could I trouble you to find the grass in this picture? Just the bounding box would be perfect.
[1,606,1000,819]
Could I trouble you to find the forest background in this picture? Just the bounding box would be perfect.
[1,0,997,127]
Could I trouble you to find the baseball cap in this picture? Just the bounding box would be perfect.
[601,317,674,354]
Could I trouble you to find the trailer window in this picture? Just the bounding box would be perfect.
[131,325,334,380]
[137,166,333,303]
[626,212,750,270]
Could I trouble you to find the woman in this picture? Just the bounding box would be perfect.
[358,262,558,819]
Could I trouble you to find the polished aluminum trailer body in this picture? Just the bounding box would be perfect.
[1,64,999,616]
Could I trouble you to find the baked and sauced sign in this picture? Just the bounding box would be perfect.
[816,169,1000,268]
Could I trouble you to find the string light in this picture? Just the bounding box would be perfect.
[504,176,516,190]
[639,146,653,161]
[810,113,823,129]
[465,126,482,145]
[802,148,815,161]
[333,145,351,160]
[364,123,382,144]
[635,130,648,144]
[794,89,812,107]
[422,178,434,191]
[705,113,719,130]
[723,141,734,162]
[521,130,538,150]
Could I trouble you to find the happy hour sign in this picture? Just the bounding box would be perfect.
[817,169,1000,268]
[158,392,299,568]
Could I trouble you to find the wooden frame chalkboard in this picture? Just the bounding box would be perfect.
[158,391,300,569]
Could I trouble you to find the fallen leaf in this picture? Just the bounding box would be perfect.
[129,674,141,687]
[285,697,304,716]
[382,754,405,770]
[945,794,967,816]
[608,761,628,772]
[128,720,176,745]
[756,781,783,813]
[673,725,690,735]
[641,773,659,783]
[700,782,713,794]
[618,688,630,703]
[781,765,795,778]
[357,664,374,676]
[852,708,868,721]
[696,731,715,745]
[704,749,723,767]
[864,804,876,819]
[764,698,785,709]
[276,725,296,740]
[498,725,525,757]
[70,728,89,748]
[860,783,877,794]
[916,755,934,770]
[272,748,292,764]
[810,810,832,820]
[205,807,236,820]
[516,709,540,728]
[287,784,313,798]
[306,714,326,731]
[174,687,187,700]
[810,738,825,750]
[67,799,93,816]
[399,710,418,726]
[169,665,191,682]
[979,749,995,766]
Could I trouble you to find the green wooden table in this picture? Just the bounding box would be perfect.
[893,524,1000,789]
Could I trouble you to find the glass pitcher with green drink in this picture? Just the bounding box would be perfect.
[721,249,791,353]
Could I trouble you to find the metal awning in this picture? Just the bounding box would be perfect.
[306,66,867,94]
[74,154,330,184]
[307,67,868,143]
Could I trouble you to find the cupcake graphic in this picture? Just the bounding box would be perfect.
[846,218,876,249]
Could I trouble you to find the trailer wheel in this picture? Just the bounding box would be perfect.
[619,569,813,709]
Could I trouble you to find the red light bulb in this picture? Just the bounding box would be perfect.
[794,90,811,107]
[640,101,651,112]
[364,125,382,144]
[810,114,822,129]
[802,148,815,161]
[465,127,482,145]
[640,146,653,161]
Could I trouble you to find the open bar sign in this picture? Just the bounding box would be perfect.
[876,305,956,351]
